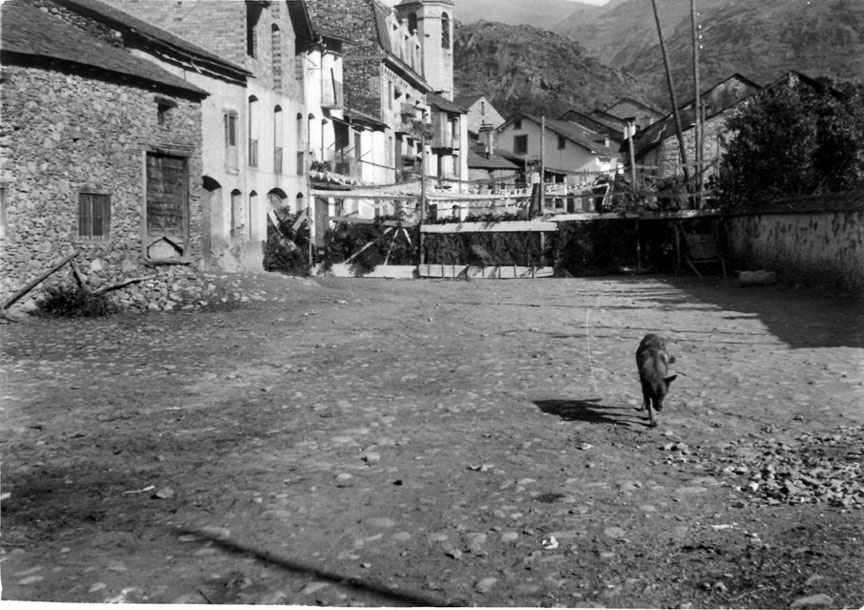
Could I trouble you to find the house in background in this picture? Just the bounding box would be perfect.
[0,0,207,308]
[455,93,506,137]
[428,93,469,184]
[601,98,665,133]
[496,114,621,185]
[558,107,625,145]
[90,0,309,272]
[629,73,762,182]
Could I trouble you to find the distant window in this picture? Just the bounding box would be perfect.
[514,135,528,155]
[558,135,566,150]
[408,12,417,34]
[248,96,259,168]
[271,24,282,92]
[481,101,485,116]
[247,2,263,57]
[78,193,111,239]
[231,189,243,236]
[514,118,522,130]
[224,111,239,172]
[441,12,450,49]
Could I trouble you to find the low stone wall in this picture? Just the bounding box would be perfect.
[726,201,864,294]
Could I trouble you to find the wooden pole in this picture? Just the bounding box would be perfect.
[2,251,79,311]
[650,0,690,186]
[419,130,427,266]
[539,115,546,218]
[691,0,702,209]
[627,119,638,203]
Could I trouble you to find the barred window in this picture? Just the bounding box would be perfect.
[78,192,110,239]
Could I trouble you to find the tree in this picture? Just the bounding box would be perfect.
[717,81,864,208]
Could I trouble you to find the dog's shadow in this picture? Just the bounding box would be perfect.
[535,398,648,428]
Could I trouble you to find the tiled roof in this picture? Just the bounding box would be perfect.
[56,0,248,75]
[467,149,520,170]
[427,93,466,114]
[1,1,208,96]
[454,94,485,108]
[523,115,619,157]
[631,73,761,158]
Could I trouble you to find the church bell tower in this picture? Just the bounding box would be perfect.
[394,0,455,100]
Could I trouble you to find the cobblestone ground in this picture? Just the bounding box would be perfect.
[1,274,863,608]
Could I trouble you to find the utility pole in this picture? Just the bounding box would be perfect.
[650,0,690,187]
[539,115,546,218]
[691,0,702,208]
[419,128,426,266]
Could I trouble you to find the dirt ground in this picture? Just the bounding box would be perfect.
[1,273,863,608]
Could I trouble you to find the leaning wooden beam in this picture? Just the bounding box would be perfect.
[344,227,394,264]
[1,251,79,312]
[92,276,156,295]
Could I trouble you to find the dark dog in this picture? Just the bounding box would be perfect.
[636,334,677,428]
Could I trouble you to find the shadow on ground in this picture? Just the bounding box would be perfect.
[176,528,442,606]
[535,398,648,428]
[585,276,864,350]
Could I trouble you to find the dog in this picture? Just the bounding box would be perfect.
[636,334,677,428]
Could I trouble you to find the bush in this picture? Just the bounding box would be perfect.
[263,210,311,275]
[324,218,418,276]
[37,285,119,318]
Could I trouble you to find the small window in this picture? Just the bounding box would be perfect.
[514,118,522,130]
[441,12,450,49]
[246,2,263,57]
[155,96,177,127]
[78,192,111,239]
[514,135,528,155]
[558,135,566,150]
[224,112,239,172]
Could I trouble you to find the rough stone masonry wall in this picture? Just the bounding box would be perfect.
[0,60,216,313]
[726,210,864,295]
[655,113,726,181]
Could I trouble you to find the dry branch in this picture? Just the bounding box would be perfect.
[2,251,79,312]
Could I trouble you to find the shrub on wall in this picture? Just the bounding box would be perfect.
[323,218,418,276]
[263,210,311,276]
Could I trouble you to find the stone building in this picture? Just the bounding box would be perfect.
[629,74,761,185]
[84,0,311,271]
[455,93,506,138]
[0,0,211,311]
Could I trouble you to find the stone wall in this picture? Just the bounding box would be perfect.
[653,112,727,180]
[726,206,864,295]
[98,0,301,99]
[0,59,213,312]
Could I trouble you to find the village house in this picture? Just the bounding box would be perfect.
[601,98,665,133]
[628,74,762,185]
[89,0,309,272]
[557,107,626,146]
[0,0,212,310]
[302,0,468,232]
[496,114,621,186]
[455,93,506,137]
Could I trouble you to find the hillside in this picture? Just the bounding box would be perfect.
[453,0,601,31]
[453,21,653,118]
[555,0,864,106]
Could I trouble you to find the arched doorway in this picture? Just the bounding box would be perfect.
[202,176,222,270]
